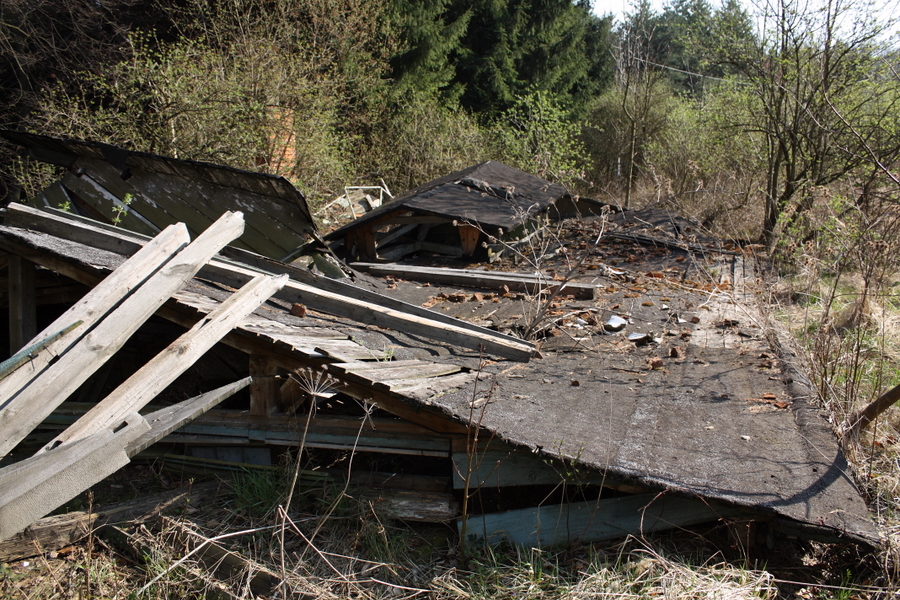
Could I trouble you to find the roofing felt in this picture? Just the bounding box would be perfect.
[324,161,569,239]
[0,202,878,544]
[1,130,316,260]
[346,211,878,544]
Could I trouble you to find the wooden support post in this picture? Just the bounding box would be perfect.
[458,224,481,257]
[8,256,37,354]
[360,226,376,260]
[250,354,281,416]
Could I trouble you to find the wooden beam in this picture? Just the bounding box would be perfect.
[0,222,190,407]
[0,212,244,458]
[177,409,455,456]
[126,378,252,456]
[38,274,285,452]
[376,223,417,248]
[7,256,37,354]
[0,413,150,542]
[352,263,598,300]
[361,489,458,522]
[460,493,750,547]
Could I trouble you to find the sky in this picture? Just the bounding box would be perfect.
[590,0,667,22]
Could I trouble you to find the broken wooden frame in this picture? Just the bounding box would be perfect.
[3,203,534,361]
[0,213,287,542]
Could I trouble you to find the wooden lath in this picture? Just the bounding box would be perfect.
[0,213,287,543]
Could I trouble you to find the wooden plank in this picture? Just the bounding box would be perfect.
[177,411,453,456]
[361,489,458,522]
[0,413,150,542]
[3,203,536,360]
[203,260,535,361]
[460,494,751,547]
[377,241,420,261]
[0,480,229,562]
[7,256,37,354]
[376,223,417,248]
[336,360,462,380]
[362,364,462,383]
[0,222,190,407]
[126,379,252,456]
[4,202,158,256]
[41,275,285,451]
[352,262,597,300]
[0,212,244,458]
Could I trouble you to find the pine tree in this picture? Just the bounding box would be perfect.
[452,0,613,116]
[388,0,472,101]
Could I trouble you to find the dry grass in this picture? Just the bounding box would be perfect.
[765,199,900,593]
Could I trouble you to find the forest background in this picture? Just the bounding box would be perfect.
[2,0,899,249]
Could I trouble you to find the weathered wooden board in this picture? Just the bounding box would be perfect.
[126,379,252,456]
[0,222,189,408]
[333,360,462,382]
[42,275,285,450]
[361,489,458,522]
[460,493,750,547]
[176,411,454,457]
[0,213,243,458]
[0,413,149,542]
[352,262,597,299]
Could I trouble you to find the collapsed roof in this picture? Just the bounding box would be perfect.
[0,135,879,550]
[324,161,599,262]
[1,129,317,262]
